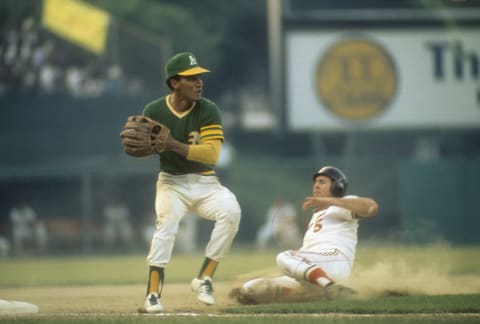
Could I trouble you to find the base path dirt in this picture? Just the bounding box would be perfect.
[0,282,240,315]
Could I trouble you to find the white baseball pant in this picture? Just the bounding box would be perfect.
[147,172,241,267]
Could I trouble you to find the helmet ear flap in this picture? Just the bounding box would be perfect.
[330,180,345,197]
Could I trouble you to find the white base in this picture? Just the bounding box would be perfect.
[0,299,39,314]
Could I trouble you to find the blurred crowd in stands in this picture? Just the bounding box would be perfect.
[0,17,146,98]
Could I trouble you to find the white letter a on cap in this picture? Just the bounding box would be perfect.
[189,55,197,66]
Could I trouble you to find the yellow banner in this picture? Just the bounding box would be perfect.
[42,0,110,54]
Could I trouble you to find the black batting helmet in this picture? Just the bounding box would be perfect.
[313,166,348,197]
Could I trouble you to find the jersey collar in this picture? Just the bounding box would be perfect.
[166,94,196,118]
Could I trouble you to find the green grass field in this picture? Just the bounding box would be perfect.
[0,244,479,323]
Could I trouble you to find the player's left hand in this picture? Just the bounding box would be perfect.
[120,115,171,157]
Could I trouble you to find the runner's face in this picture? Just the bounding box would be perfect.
[313,175,332,197]
[178,75,204,101]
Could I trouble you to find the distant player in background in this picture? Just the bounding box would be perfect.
[0,236,11,258]
[137,52,241,313]
[232,166,378,304]
[9,199,47,255]
[102,197,133,249]
[255,196,301,250]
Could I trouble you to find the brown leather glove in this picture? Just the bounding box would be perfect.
[120,115,170,157]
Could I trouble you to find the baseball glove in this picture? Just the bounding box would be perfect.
[120,115,170,157]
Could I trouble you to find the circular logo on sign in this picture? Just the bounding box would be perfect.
[315,37,397,120]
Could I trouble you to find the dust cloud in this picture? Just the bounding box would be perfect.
[351,260,480,298]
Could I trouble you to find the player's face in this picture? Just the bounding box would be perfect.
[312,175,332,197]
[177,75,204,101]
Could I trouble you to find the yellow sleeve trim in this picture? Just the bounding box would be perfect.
[200,124,224,141]
[200,124,222,132]
[187,139,222,165]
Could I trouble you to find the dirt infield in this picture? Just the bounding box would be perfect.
[0,282,238,314]
[1,249,479,316]
[2,272,480,316]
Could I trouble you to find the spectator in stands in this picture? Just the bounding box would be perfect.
[64,65,85,97]
[0,16,147,98]
[105,64,126,96]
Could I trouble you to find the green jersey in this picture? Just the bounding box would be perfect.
[143,96,224,175]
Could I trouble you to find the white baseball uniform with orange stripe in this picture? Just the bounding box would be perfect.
[277,195,359,283]
[241,195,359,299]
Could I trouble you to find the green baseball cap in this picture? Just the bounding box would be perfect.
[165,52,210,80]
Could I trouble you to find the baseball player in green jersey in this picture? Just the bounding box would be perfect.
[140,52,241,313]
